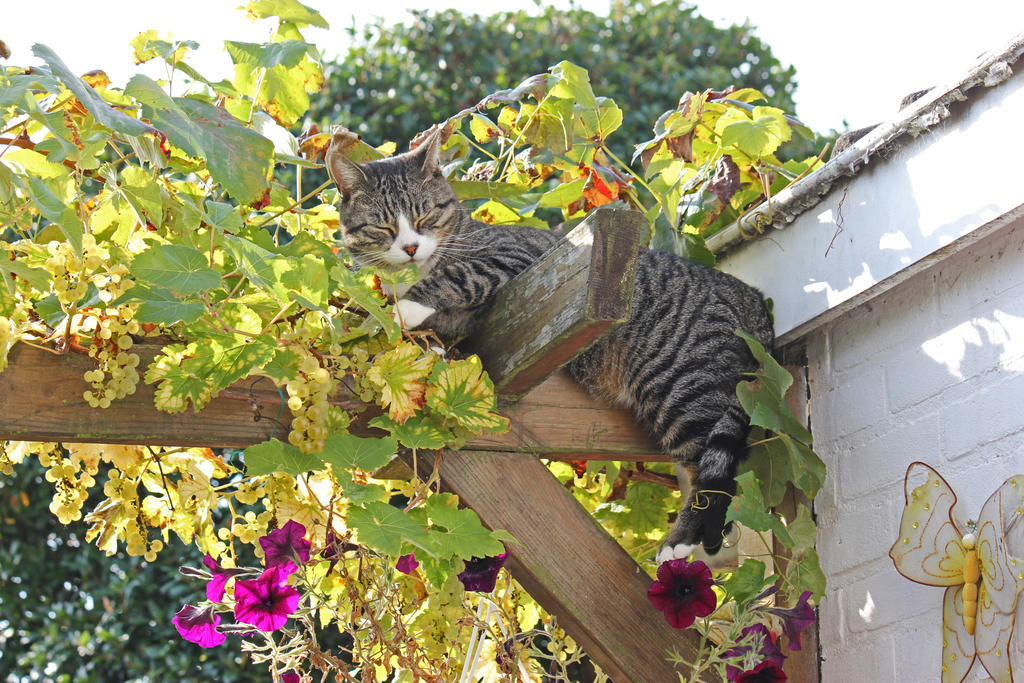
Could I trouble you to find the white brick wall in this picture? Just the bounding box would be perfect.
[807,216,1024,682]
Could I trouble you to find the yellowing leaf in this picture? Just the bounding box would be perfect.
[426,357,508,433]
[365,343,435,424]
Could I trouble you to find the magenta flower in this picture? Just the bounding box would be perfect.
[234,567,301,631]
[647,559,717,629]
[172,604,226,648]
[396,553,420,575]
[260,520,311,574]
[458,553,508,592]
[202,553,247,602]
[281,674,301,683]
[736,660,787,683]
[725,624,786,682]
[765,591,816,650]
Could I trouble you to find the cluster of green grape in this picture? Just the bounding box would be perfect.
[43,237,106,306]
[38,445,94,525]
[83,310,141,408]
[286,350,334,454]
[102,467,164,561]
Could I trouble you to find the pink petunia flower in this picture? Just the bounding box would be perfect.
[647,558,717,629]
[259,520,311,574]
[765,591,816,651]
[234,567,301,631]
[396,553,420,575]
[202,553,247,602]
[458,553,508,593]
[172,604,226,648]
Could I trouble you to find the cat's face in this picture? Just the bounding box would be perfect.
[328,130,460,272]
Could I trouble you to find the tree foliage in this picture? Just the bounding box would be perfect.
[312,0,801,161]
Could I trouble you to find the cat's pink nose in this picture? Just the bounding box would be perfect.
[403,245,418,256]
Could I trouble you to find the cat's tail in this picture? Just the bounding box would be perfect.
[656,402,749,564]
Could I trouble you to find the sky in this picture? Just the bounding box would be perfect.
[4,1,1024,134]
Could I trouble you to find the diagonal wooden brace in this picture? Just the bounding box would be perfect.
[400,448,701,683]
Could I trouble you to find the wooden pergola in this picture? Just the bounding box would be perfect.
[0,207,816,682]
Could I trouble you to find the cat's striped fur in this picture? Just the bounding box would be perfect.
[328,129,774,563]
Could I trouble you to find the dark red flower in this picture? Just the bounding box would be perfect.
[765,591,816,651]
[281,674,301,683]
[736,660,787,683]
[172,603,225,648]
[396,553,420,575]
[321,531,358,573]
[647,559,716,629]
[234,567,301,631]
[202,553,247,602]
[458,554,508,592]
[725,624,786,682]
[259,520,311,574]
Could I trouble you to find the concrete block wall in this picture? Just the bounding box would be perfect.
[806,216,1024,682]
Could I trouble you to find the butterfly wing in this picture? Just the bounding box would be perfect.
[890,462,967,586]
[976,474,1024,614]
[941,585,975,683]
[974,581,1017,683]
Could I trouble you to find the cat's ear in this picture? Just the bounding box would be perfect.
[410,125,444,176]
[326,138,370,201]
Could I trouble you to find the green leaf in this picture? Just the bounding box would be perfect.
[116,284,205,324]
[125,75,204,158]
[720,559,771,606]
[332,266,401,343]
[225,40,310,69]
[131,244,221,296]
[468,113,501,143]
[369,415,452,450]
[548,61,597,109]
[319,433,397,473]
[366,343,435,424]
[173,97,273,204]
[425,357,508,433]
[786,548,826,601]
[334,469,390,504]
[537,178,585,209]
[425,494,508,559]
[716,106,792,158]
[32,44,159,139]
[119,166,163,229]
[245,0,329,28]
[348,501,434,557]
[221,235,290,302]
[738,436,793,508]
[244,438,323,476]
[787,504,817,555]
[779,434,826,499]
[725,471,792,547]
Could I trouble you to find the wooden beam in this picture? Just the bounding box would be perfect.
[401,448,704,683]
[462,206,645,399]
[0,343,662,459]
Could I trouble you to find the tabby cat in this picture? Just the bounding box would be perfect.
[327,128,774,564]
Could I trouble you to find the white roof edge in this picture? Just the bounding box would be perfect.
[707,31,1024,255]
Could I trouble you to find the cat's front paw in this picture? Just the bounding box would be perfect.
[393,299,436,329]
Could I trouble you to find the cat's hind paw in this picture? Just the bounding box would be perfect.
[655,542,698,565]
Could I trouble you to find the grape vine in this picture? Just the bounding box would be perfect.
[0,2,827,680]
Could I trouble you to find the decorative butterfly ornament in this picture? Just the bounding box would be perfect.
[889,462,1024,683]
